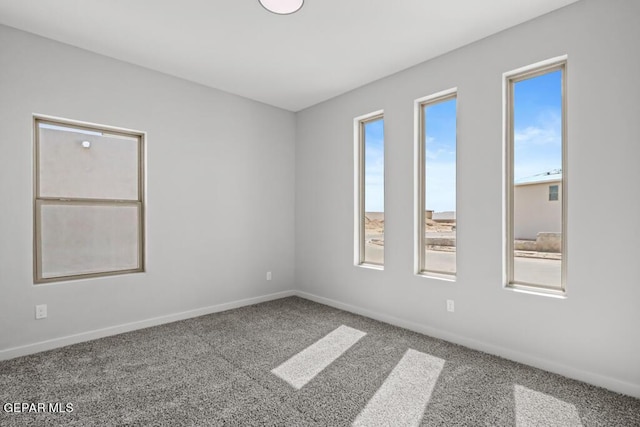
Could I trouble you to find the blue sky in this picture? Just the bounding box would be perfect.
[363,70,562,213]
[513,70,562,181]
[424,98,457,213]
[364,119,384,212]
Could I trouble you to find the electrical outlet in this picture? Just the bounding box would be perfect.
[35,304,47,319]
[266,271,272,281]
[446,300,454,313]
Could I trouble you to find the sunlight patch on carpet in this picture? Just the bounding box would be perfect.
[515,384,583,426]
[352,349,445,427]
[271,325,366,389]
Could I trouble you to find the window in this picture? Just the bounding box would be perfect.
[354,112,384,267]
[34,117,145,283]
[505,57,566,292]
[415,89,457,278]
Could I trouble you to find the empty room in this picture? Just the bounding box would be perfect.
[1,0,639,425]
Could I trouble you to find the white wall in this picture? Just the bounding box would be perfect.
[0,24,296,355]
[1,0,638,399]
[295,0,640,397]
[514,182,562,240]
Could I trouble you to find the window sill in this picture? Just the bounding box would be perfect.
[356,263,384,271]
[505,283,567,299]
[417,271,456,282]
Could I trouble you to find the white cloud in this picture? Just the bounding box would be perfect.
[425,161,456,212]
[513,110,562,179]
[515,125,559,146]
[426,148,449,160]
[365,183,384,212]
[515,111,561,146]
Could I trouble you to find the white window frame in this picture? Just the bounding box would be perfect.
[503,56,567,295]
[414,88,458,280]
[34,115,146,283]
[354,110,384,269]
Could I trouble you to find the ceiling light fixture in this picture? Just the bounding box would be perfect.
[259,0,304,15]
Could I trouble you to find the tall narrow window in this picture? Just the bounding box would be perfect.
[505,58,566,292]
[415,90,457,278]
[354,112,384,267]
[34,117,145,283]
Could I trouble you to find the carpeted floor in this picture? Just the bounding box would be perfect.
[0,296,638,426]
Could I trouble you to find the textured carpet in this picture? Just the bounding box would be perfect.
[0,296,638,426]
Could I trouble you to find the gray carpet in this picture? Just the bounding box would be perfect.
[0,296,638,426]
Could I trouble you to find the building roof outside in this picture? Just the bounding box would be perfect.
[515,169,562,186]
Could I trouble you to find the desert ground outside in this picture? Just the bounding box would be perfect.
[364,212,561,285]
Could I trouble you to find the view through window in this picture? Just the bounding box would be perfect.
[508,62,565,290]
[360,116,384,266]
[420,94,457,276]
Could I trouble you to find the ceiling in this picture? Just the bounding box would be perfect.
[0,0,579,112]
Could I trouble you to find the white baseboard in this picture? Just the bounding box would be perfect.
[294,290,640,399]
[2,288,637,398]
[0,290,296,361]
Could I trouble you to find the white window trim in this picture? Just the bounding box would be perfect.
[354,110,384,269]
[414,88,457,280]
[502,55,568,295]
